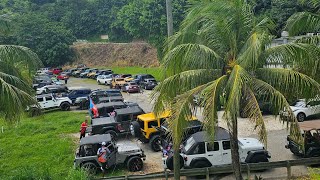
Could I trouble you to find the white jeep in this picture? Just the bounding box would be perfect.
[30,94,72,114]
[162,127,270,170]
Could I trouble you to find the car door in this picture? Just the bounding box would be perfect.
[206,142,222,166]
[120,114,131,132]
[221,140,232,164]
[106,144,117,167]
[37,97,46,109]
[45,96,55,108]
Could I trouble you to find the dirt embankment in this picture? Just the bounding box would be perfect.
[71,42,159,67]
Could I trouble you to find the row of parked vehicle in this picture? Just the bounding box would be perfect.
[70,88,272,174]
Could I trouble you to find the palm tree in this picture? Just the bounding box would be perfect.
[0,15,42,123]
[152,0,320,179]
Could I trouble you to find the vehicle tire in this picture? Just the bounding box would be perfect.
[192,161,211,179]
[249,154,269,163]
[60,102,71,111]
[130,121,142,138]
[127,156,143,172]
[30,107,41,117]
[149,135,161,152]
[166,154,184,171]
[105,130,118,141]
[297,113,306,122]
[81,162,97,174]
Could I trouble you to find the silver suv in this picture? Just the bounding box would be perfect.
[74,134,146,174]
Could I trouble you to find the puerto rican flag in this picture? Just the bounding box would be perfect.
[89,97,99,118]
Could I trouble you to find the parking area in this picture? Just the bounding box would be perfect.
[66,77,309,179]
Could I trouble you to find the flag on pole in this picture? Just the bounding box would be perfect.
[89,97,99,118]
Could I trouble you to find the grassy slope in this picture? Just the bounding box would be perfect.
[97,66,163,81]
[0,111,87,179]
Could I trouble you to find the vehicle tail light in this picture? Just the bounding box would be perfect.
[117,124,124,132]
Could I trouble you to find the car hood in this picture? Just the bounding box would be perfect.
[290,106,305,112]
[238,138,264,150]
[116,142,142,154]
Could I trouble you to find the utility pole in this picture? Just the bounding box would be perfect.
[166,0,173,37]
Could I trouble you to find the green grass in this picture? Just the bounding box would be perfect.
[0,111,102,179]
[96,66,163,81]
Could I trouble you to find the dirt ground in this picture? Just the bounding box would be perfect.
[66,77,310,179]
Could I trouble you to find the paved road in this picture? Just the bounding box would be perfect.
[66,77,309,179]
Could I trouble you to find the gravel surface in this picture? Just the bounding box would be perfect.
[66,77,310,179]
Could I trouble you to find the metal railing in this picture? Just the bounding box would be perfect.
[98,157,320,180]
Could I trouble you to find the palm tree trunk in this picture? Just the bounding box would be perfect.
[173,147,181,180]
[230,119,243,180]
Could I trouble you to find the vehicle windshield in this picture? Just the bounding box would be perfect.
[106,75,112,78]
[148,79,156,83]
[291,100,306,107]
[108,93,122,97]
[129,83,137,86]
[116,78,124,81]
[84,70,90,73]
[184,137,196,152]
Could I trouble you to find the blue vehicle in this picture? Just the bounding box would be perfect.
[68,87,91,103]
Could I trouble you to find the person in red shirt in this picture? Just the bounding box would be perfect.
[80,118,88,139]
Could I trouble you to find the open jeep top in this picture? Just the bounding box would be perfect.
[80,134,111,145]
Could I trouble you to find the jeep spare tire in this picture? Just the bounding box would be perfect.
[166,154,184,171]
[127,156,143,172]
[130,121,142,138]
[60,102,71,111]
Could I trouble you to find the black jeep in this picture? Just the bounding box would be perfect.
[88,106,145,140]
[285,120,320,157]
[94,101,138,118]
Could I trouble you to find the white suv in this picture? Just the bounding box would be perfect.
[288,99,320,122]
[162,128,270,170]
[97,75,113,85]
[31,94,72,112]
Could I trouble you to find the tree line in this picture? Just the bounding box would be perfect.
[0,0,316,66]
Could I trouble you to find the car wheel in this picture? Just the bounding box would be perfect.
[166,154,184,171]
[105,130,118,141]
[149,135,161,152]
[297,113,306,122]
[192,161,211,179]
[127,156,143,172]
[30,107,41,117]
[130,122,142,138]
[81,162,97,174]
[60,102,71,111]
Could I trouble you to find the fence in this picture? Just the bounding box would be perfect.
[98,157,320,180]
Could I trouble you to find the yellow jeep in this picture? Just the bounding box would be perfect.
[87,70,98,78]
[130,111,201,152]
[111,78,126,89]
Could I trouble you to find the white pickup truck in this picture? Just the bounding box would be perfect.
[162,128,270,170]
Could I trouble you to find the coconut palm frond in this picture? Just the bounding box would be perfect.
[0,45,42,80]
[201,75,227,140]
[169,82,215,148]
[263,43,317,71]
[237,31,271,70]
[224,65,251,124]
[151,69,222,115]
[286,12,320,36]
[0,74,36,123]
[241,86,267,146]
[256,68,320,100]
[162,44,221,75]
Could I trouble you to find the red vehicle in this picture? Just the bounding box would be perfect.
[57,73,69,80]
[51,68,62,75]
[121,82,140,93]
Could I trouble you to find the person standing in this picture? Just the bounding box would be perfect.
[80,118,88,139]
[97,142,110,175]
[64,76,68,84]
